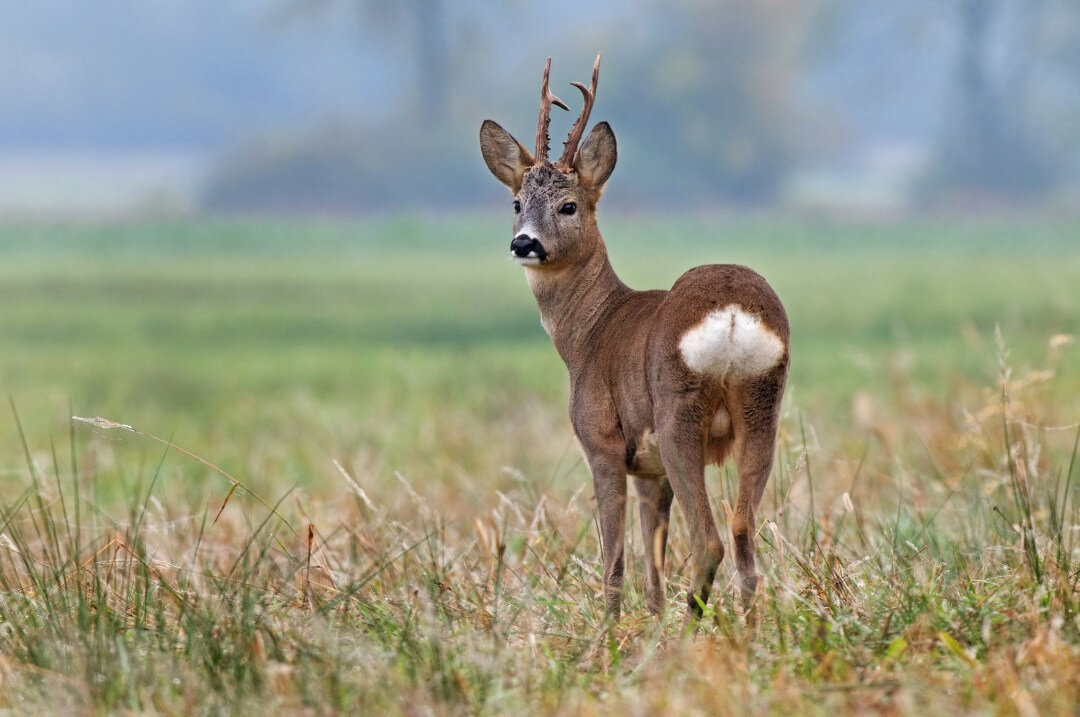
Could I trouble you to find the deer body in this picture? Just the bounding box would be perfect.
[480,56,789,621]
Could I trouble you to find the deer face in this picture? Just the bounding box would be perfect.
[479,55,616,271]
[479,139,616,268]
[511,165,588,268]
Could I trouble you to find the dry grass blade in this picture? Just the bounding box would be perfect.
[72,415,297,536]
[214,483,240,526]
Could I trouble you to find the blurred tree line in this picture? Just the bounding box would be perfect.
[929,0,1078,200]
[203,0,1080,212]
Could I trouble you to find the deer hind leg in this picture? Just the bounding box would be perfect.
[657,401,724,623]
[729,371,786,609]
[634,476,674,615]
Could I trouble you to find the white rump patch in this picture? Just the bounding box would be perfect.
[678,305,784,381]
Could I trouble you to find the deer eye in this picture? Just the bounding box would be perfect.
[559,202,577,216]
[513,200,521,213]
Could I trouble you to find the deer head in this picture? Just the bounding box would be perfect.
[479,55,616,270]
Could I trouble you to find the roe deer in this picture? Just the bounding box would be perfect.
[479,55,789,622]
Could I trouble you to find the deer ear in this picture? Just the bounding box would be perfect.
[480,120,534,192]
[574,121,617,189]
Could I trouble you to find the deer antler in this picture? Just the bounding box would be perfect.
[557,53,601,170]
[534,57,569,166]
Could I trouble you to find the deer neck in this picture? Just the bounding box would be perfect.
[524,235,628,364]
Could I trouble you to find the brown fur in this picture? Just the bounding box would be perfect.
[479,71,789,623]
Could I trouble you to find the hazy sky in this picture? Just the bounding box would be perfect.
[1,0,953,155]
[1,0,397,150]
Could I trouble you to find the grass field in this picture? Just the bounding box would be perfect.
[0,214,1078,714]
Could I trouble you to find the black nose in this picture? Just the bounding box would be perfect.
[511,235,536,257]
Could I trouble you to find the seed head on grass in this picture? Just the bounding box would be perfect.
[72,415,296,535]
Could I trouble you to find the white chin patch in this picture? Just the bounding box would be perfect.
[512,252,543,266]
[678,305,784,380]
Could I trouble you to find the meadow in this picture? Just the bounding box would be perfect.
[0,214,1078,714]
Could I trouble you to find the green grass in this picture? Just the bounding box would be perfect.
[0,215,1078,713]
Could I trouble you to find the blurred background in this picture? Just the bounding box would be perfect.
[1,0,1077,505]
[3,0,1080,217]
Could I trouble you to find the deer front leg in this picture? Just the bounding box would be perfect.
[634,476,673,615]
[588,455,628,620]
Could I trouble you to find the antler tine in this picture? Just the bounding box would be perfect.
[557,53,601,170]
[534,57,569,166]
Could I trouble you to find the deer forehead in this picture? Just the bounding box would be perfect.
[519,165,577,202]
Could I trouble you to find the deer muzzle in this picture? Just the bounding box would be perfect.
[511,235,547,263]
